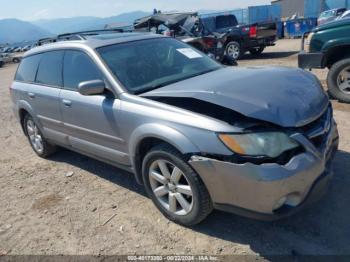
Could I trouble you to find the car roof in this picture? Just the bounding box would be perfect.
[24,32,166,58]
[341,10,350,17]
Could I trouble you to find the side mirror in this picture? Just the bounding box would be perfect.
[222,55,238,66]
[78,80,105,96]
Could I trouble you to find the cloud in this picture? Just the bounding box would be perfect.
[32,8,51,20]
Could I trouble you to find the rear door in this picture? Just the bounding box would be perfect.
[15,51,66,145]
[59,50,128,166]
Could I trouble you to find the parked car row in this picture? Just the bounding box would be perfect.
[0,53,21,67]
[0,45,32,53]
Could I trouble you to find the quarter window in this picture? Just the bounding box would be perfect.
[63,50,101,90]
[15,54,42,82]
[36,51,64,87]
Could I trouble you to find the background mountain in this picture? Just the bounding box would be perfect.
[0,10,220,45]
[0,19,52,44]
[32,11,151,34]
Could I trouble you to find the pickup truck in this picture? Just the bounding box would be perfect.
[298,18,350,103]
[200,14,277,59]
[134,12,235,64]
[134,13,277,60]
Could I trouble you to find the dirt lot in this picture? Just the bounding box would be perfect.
[0,39,350,258]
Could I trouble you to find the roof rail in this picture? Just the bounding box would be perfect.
[57,29,124,40]
[36,29,125,46]
[37,37,57,46]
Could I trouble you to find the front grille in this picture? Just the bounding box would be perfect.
[297,105,332,149]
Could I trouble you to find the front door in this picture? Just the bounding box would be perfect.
[59,50,129,166]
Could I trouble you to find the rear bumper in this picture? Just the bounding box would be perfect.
[189,121,339,220]
[298,51,324,69]
[244,36,276,49]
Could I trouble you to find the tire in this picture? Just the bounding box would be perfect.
[12,58,20,63]
[225,41,242,60]
[142,144,213,226]
[249,46,265,55]
[0,61,4,68]
[327,58,350,103]
[23,114,57,158]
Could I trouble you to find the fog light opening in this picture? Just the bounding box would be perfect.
[273,196,287,210]
[273,193,303,211]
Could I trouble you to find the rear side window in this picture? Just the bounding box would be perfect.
[216,15,238,29]
[63,50,101,90]
[36,51,64,87]
[15,54,42,82]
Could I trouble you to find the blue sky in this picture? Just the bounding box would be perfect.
[0,0,271,21]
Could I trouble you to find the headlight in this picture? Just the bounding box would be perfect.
[218,132,299,158]
[305,32,314,52]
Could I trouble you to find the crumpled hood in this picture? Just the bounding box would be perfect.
[142,67,329,127]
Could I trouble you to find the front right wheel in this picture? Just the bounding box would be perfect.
[142,144,213,226]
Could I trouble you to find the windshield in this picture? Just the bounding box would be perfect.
[97,38,222,94]
[319,10,336,19]
[339,11,350,19]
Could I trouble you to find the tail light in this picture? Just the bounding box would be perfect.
[203,38,216,49]
[163,30,171,36]
[249,26,257,38]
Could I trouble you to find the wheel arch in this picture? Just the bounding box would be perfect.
[225,36,241,47]
[17,100,38,134]
[129,123,200,185]
[323,44,350,68]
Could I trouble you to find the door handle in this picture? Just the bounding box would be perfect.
[28,92,35,99]
[62,99,72,107]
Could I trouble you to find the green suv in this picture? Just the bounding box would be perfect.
[299,18,350,103]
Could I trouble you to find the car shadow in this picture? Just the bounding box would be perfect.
[50,148,146,197]
[240,51,298,60]
[49,148,350,257]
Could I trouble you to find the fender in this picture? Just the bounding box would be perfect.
[322,37,350,52]
[322,39,350,67]
[17,100,41,132]
[128,123,200,184]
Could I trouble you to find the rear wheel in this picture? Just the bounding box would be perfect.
[225,41,242,60]
[142,144,213,226]
[327,58,350,103]
[249,46,265,55]
[23,114,57,158]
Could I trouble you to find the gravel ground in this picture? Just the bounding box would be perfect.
[0,39,350,258]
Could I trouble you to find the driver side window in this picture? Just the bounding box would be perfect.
[63,50,102,90]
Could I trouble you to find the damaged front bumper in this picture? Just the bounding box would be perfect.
[189,120,339,221]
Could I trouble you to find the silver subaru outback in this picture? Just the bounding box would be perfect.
[10,32,339,225]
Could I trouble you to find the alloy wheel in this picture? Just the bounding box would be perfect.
[226,44,240,59]
[337,66,350,94]
[149,159,194,216]
[26,119,44,154]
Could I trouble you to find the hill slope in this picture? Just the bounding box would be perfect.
[33,11,151,34]
[0,19,52,43]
